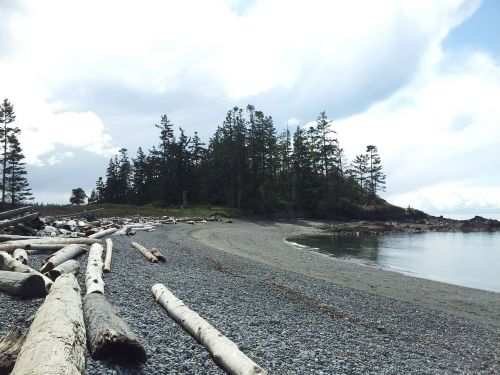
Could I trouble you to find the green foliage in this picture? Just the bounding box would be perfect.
[69,188,87,205]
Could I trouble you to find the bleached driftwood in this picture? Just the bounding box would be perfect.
[83,292,146,361]
[89,227,118,239]
[0,270,46,298]
[46,260,80,281]
[0,234,41,242]
[86,243,104,295]
[0,212,40,230]
[131,242,158,263]
[151,248,166,262]
[103,238,113,273]
[0,326,26,374]
[0,237,100,253]
[152,283,268,375]
[0,206,32,220]
[13,249,28,265]
[58,207,104,218]
[11,274,86,375]
[39,244,87,273]
[0,251,52,292]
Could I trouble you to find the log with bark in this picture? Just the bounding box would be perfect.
[151,248,166,262]
[10,274,86,375]
[86,243,104,295]
[83,292,146,362]
[103,238,113,273]
[0,270,47,298]
[0,252,53,292]
[0,237,101,253]
[152,283,268,375]
[39,244,87,273]
[0,206,32,220]
[0,326,26,375]
[131,242,158,263]
[89,227,118,239]
[12,249,28,265]
[46,259,80,281]
[0,212,40,230]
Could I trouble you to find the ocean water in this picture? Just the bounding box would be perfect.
[288,232,500,292]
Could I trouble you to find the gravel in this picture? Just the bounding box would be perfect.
[1,222,500,374]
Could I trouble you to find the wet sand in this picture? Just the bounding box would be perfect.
[192,219,500,327]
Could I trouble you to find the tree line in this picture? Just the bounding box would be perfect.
[90,106,386,217]
[0,99,32,208]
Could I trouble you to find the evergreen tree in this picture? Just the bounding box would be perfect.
[117,148,131,203]
[0,99,18,207]
[70,188,87,205]
[88,189,97,204]
[366,145,386,198]
[5,132,32,206]
[350,153,369,190]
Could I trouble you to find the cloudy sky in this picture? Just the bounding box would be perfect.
[0,0,499,215]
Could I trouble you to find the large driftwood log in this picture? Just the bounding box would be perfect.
[103,238,113,273]
[0,252,52,292]
[131,242,158,263]
[0,234,41,242]
[83,293,146,362]
[152,283,268,375]
[13,249,28,265]
[0,212,40,230]
[0,207,32,220]
[0,237,101,253]
[151,248,166,262]
[86,243,104,295]
[11,274,86,375]
[0,326,26,375]
[89,227,118,239]
[46,260,80,281]
[39,244,87,273]
[0,270,46,298]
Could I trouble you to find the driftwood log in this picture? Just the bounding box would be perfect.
[0,326,26,375]
[86,243,104,295]
[0,234,41,242]
[39,244,87,273]
[0,237,100,253]
[152,283,268,375]
[0,206,32,220]
[0,270,46,298]
[131,242,158,263]
[0,212,40,230]
[12,249,28,265]
[83,293,146,362]
[151,248,166,262]
[0,252,52,292]
[11,274,86,375]
[46,260,80,281]
[89,227,118,239]
[103,238,113,273]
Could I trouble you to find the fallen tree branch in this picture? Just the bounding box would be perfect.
[151,248,166,262]
[89,227,118,239]
[11,274,86,375]
[152,283,268,375]
[39,244,87,273]
[131,242,158,263]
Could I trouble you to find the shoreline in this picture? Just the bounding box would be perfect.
[191,219,500,328]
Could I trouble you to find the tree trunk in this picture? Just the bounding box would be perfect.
[0,234,41,242]
[0,212,40,230]
[0,251,52,292]
[83,292,146,362]
[86,243,104,295]
[12,249,28,264]
[0,237,101,253]
[89,227,118,239]
[131,242,158,263]
[103,238,113,273]
[39,244,87,273]
[152,283,268,375]
[0,206,32,220]
[0,270,46,298]
[0,326,26,375]
[46,260,80,281]
[11,274,86,375]
[151,248,166,262]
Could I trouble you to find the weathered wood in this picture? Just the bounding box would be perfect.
[83,292,146,362]
[0,270,46,298]
[103,238,113,273]
[46,260,80,281]
[131,242,158,263]
[39,244,87,273]
[0,207,32,220]
[89,227,118,239]
[0,237,101,253]
[0,326,26,375]
[0,234,41,242]
[0,252,53,292]
[13,249,28,265]
[86,243,104,295]
[152,283,268,375]
[11,274,86,375]
[151,248,166,262]
[0,212,40,230]
[58,207,104,218]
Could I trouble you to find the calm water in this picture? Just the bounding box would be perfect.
[287,232,500,292]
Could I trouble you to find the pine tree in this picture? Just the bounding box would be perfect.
[0,99,17,208]
[70,188,87,205]
[366,145,386,198]
[350,154,369,190]
[5,132,32,206]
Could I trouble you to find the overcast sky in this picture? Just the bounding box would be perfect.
[1,0,499,215]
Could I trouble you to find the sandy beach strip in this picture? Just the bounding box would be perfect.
[192,219,500,328]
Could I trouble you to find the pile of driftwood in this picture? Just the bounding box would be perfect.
[0,207,267,375]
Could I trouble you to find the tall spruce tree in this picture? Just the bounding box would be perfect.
[0,99,17,207]
[5,132,32,206]
[366,145,386,198]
